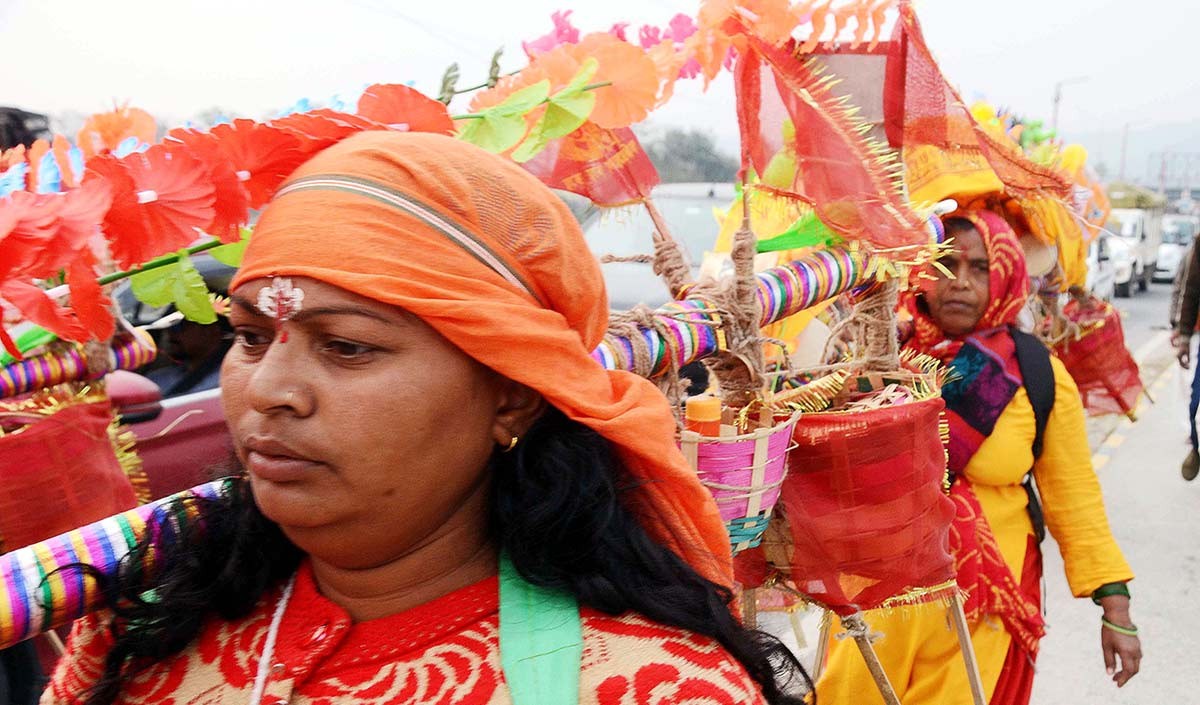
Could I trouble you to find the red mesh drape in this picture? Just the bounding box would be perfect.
[883,2,1072,200]
[520,123,659,207]
[747,397,956,614]
[0,398,137,552]
[731,35,928,249]
[1056,301,1143,417]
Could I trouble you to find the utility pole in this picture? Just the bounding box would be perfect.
[1119,123,1130,182]
[1051,76,1088,133]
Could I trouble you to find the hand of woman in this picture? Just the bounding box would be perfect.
[1173,332,1191,369]
[1098,596,1142,687]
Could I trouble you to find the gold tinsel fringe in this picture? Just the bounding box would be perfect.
[108,415,151,505]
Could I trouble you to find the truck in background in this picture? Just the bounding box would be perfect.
[1107,183,1167,297]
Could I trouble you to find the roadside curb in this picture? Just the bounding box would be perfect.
[1088,329,1174,465]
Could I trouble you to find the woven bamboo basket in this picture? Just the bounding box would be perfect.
[680,409,802,554]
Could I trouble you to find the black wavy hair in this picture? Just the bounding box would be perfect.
[74,406,812,704]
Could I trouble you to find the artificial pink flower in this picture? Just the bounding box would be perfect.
[522,10,582,56]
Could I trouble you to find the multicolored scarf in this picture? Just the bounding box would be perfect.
[904,208,1045,655]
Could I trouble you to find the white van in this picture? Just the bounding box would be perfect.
[1108,207,1163,295]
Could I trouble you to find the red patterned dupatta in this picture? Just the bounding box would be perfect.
[904,209,1045,657]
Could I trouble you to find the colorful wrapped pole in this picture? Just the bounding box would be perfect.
[0,480,227,649]
[0,333,156,399]
[592,246,876,375]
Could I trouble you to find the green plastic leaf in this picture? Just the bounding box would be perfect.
[210,227,253,267]
[492,80,551,116]
[173,255,217,324]
[0,325,57,366]
[511,62,598,163]
[757,211,843,253]
[129,251,217,324]
[459,112,531,153]
[129,263,179,308]
[541,59,598,139]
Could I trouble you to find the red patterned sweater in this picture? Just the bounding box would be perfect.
[42,561,767,705]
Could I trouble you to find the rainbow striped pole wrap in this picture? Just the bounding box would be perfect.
[0,480,228,649]
[0,334,157,400]
[592,245,876,375]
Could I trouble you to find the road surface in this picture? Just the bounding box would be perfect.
[1033,280,1191,704]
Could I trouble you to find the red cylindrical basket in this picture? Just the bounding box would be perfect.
[1056,300,1143,418]
[0,396,139,553]
[740,395,956,615]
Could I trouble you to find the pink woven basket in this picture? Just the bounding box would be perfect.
[680,410,802,554]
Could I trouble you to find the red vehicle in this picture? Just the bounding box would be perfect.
[109,256,235,499]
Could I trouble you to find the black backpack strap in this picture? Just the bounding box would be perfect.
[1011,327,1056,543]
[1012,328,1055,458]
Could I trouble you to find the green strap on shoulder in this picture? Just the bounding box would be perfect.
[498,553,583,705]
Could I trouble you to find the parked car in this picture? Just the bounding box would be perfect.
[1154,214,1200,282]
[1106,233,1138,298]
[582,183,736,309]
[110,256,236,499]
[1086,233,1118,302]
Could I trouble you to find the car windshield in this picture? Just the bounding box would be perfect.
[584,187,731,309]
[1163,219,1196,244]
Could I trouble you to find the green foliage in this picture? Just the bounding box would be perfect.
[641,128,738,183]
[129,251,216,324]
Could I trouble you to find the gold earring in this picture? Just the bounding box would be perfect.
[501,435,519,453]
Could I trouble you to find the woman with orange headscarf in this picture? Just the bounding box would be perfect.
[817,209,1140,704]
[41,132,811,704]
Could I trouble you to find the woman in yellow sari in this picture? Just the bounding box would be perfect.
[817,209,1141,704]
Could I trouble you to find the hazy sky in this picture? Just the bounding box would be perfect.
[3,0,1197,181]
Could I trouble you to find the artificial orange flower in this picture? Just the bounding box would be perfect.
[567,34,658,129]
[646,39,689,108]
[76,105,157,159]
[24,140,49,193]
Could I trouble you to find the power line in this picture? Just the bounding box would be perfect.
[343,0,494,63]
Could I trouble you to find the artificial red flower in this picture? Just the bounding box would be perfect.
[208,119,307,209]
[166,128,250,242]
[356,84,455,135]
[52,179,113,266]
[0,280,88,343]
[1,191,63,279]
[87,143,216,269]
[272,111,363,150]
[67,249,114,340]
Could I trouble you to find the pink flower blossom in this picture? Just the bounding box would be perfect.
[609,22,630,41]
[638,25,662,50]
[521,9,582,56]
[665,13,697,42]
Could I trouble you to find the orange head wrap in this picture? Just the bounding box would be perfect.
[232,131,731,587]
